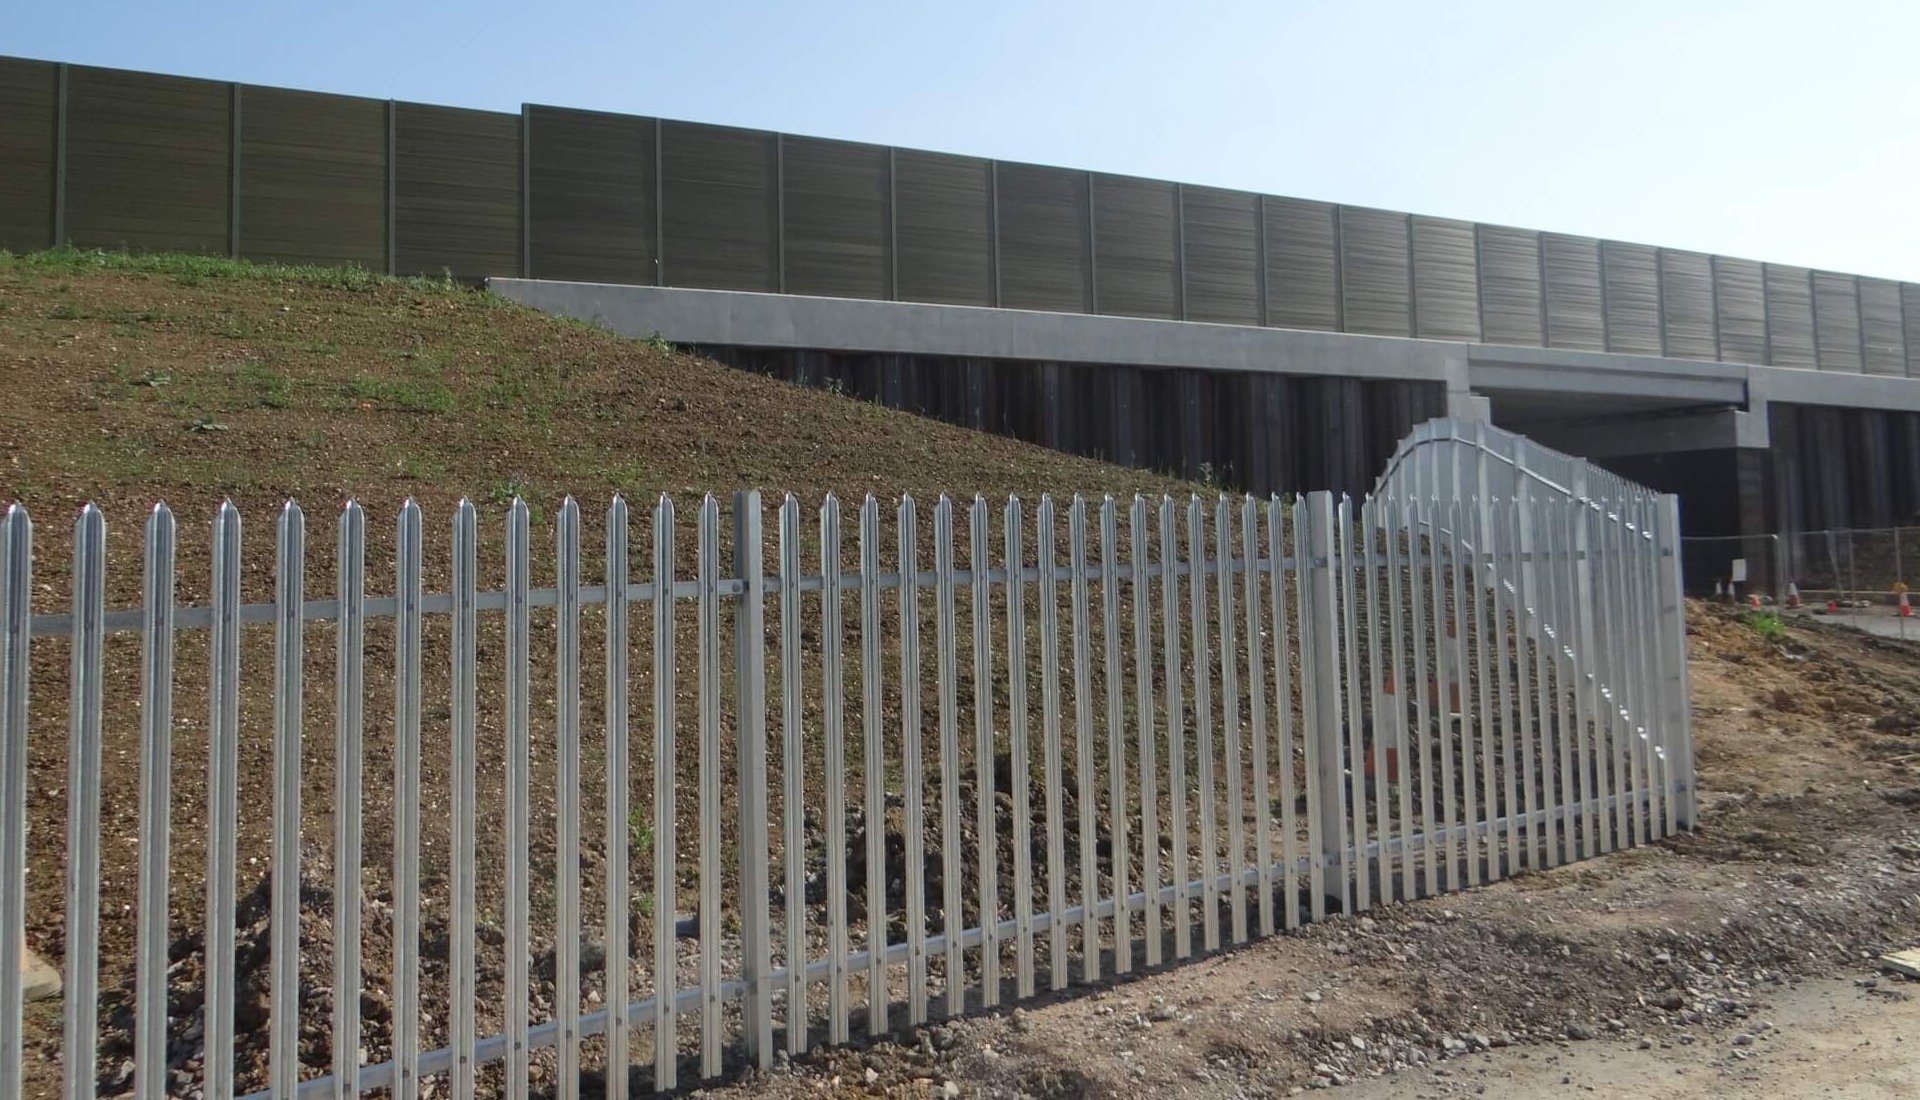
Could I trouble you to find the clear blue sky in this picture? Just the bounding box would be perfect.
[12,0,1918,281]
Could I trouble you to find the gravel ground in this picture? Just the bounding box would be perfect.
[686,605,1920,1098]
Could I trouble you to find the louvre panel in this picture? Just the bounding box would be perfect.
[1264,197,1339,331]
[1411,215,1479,341]
[1601,241,1661,355]
[393,103,519,278]
[526,106,655,284]
[239,86,386,269]
[1658,249,1716,360]
[1904,285,1920,378]
[1091,174,1178,318]
[780,135,889,300]
[1713,256,1767,364]
[1541,233,1604,350]
[0,57,55,251]
[66,67,230,254]
[1763,263,1816,368]
[1338,206,1410,337]
[1812,271,1862,372]
[659,120,776,291]
[1475,224,1542,346]
[1181,185,1260,325]
[1859,277,1905,377]
[893,149,991,306]
[36,48,1920,407]
[996,162,1089,312]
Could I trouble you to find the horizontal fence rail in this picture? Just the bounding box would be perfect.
[0,423,1692,1098]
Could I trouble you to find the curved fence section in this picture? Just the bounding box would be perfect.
[1370,417,1695,851]
[0,432,1692,1097]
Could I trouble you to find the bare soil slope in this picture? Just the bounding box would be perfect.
[1,250,1195,1098]
[1,250,1183,518]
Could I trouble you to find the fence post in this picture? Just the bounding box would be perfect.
[1,507,31,1100]
[732,491,773,1067]
[1511,440,1548,869]
[1653,495,1696,829]
[1300,491,1349,914]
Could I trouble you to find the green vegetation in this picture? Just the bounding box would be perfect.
[0,243,463,294]
[1743,609,1788,642]
[238,360,294,409]
[629,812,654,864]
[485,478,548,524]
[3,245,1187,524]
[342,373,458,414]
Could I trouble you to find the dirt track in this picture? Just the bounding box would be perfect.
[1339,977,1919,1098]
[708,606,1920,1098]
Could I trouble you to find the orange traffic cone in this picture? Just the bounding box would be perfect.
[1900,592,1912,618]
[1747,593,1762,610]
[1785,582,1801,608]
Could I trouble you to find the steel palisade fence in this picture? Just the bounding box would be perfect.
[0,419,1692,1099]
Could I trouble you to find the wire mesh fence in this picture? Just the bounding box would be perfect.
[1685,526,1920,616]
[0,421,1692,1099]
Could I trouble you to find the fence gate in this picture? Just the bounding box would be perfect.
[0,418,1691,1098]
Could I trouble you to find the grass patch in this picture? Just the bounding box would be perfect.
[486,478,547,524]
[393,453,446,482]
[342,374,457,415]
[591,460,655,496]
[216,313,259,340]
[1743,609,1787,642]
[116,307,178,325]
[287,337,341,356]
[0,244,465,295]
[238,360,294,409]
[60,436,154,483]
[629,813,655,866]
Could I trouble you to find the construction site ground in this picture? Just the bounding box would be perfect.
[3,252,1918,1097]
[714,604,1920,1099]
